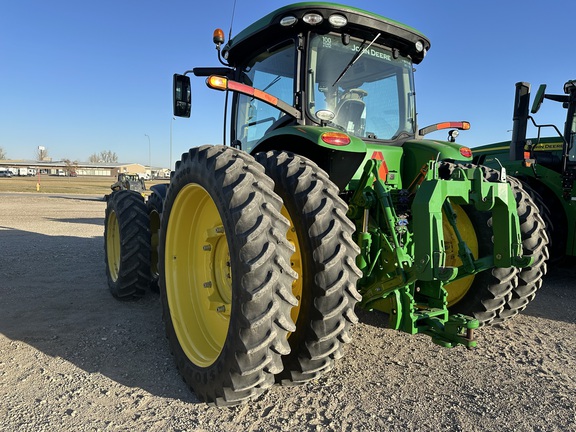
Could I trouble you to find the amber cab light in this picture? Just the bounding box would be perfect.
[437,121,470,131]
[321,132,350,146]
[213,28,225,45]
[460,147,473,158]
[206,75,228,90]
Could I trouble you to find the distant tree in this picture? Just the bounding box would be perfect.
[62,158,79,175]
[0,147,6,160]
[101,150,118,163]
[88,150,118,163]
[36,146,49,161]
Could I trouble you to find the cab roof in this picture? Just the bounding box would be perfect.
[222,2,430,65]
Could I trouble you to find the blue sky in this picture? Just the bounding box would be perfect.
[1,0,573,168]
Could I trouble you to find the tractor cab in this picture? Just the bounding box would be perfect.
[173,3,469,160]
[509,79,576,198]
[225,25,421,151]
[534,80,576,169]
[110,173,146,193]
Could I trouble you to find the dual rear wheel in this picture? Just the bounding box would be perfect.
[256,150,362,385]
[156,146,360,405]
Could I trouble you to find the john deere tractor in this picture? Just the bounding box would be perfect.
[475,80,575,264]
[105,172,146,202]
[104,3,547,406]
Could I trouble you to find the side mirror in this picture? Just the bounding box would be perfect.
[173,74,191,118]
[531,84,547,114]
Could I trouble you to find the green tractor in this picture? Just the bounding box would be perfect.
[110,172,146,193]
[104,3,547,406]
[474,80,575,265]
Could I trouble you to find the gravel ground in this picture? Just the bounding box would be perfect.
[0,192,575,431]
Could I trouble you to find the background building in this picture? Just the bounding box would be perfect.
[0,160,170,178]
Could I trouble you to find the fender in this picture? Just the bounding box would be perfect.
[401,139,473,184]
[149,183,169,201]
[251,125,367,190]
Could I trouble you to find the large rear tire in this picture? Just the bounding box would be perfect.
[104,190,151,299]
[256,150,362,385]
[494,177,548,323]
[159,145,297,406]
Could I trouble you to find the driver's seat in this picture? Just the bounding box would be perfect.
[334,89,367,136]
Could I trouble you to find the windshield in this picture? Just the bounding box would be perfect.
[307,33,416,140]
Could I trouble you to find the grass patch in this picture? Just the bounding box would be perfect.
[0,175,167,195]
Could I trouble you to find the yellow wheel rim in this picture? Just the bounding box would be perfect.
[282,206,303,329]
[165,184,231,367]
[106,210,120,282]
[443,204,479,306]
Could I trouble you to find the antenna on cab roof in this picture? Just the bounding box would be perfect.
[228,0,238,41]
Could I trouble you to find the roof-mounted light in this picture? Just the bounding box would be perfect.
[415,40,424,52]
[213,28,225,46]
[280,15,298,27]
[328,14,347,28]
[303,12,323,25]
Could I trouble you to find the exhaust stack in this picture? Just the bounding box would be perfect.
[510,82,531,161]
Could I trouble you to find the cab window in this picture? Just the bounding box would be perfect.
[234,40,295,152]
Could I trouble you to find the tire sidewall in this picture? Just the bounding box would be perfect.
[159,151,247,396]
[158,145,295,404]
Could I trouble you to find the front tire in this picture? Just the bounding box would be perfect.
[256,150,362,385]
[159,145,297,406]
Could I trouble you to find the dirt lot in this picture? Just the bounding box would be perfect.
[1,192,575,431]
